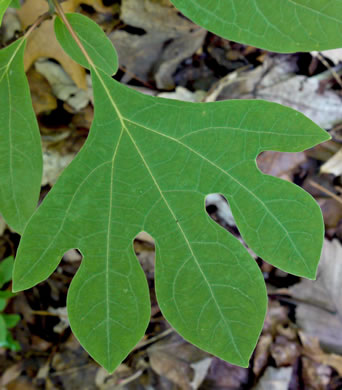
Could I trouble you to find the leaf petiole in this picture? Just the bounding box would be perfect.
[23,11,51,39]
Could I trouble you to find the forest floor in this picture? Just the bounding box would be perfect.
[1,1,342,389]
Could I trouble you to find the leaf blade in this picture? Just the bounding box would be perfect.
[0,38,43,233]
[13,72,327,369]
[13,14,329,370]
[0,0,11,26]
[170,0,342,53]
[54,13,118,76]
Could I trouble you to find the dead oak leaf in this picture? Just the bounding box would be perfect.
[17,0,86,89]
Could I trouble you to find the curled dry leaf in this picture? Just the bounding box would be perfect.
[110,0,206,89]
[320,147,342,177]
[220,56,342,129]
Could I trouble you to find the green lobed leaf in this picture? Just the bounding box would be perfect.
[54,13,118,76]
[13,13,330,372]
[0,39,43,233]
[170,0,342,53]
[0,0,11,26]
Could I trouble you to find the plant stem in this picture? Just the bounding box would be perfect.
[309,179,342,206]
[52,0,96,69]
[24,12,51,39]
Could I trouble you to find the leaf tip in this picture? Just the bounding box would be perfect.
[320,130,332,144]
[11,278,23,294]
[12,264,32,293]
[305,269,318,281]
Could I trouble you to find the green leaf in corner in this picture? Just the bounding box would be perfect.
[13,13,329,373]
[0,38,43,233]
[170,0,342,53]
[0,0,11,26]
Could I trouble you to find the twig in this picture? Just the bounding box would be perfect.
[134,327,173,350]
[308,179,342,206]
[316,52,342,89]
[30,310,68,318]
[117,370,143,387]
[52,0,95,69]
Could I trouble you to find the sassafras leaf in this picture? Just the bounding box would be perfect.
[13,12,330,373]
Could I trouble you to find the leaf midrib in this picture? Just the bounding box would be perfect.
[93,70,246,364]
[104,124,125,367]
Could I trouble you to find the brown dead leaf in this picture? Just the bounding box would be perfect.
[319,198,342,229]
[6,378,37,390]
[263,300,290,335]
[300,332,342,377]
[204,357,249,389]
[220,56,342,129]
[147,333,209,390]
[110,0,205,89]
[0,363,23,388]
[66,0,113,13]
[253,334,272,377]
[17,0,86,89]
[26,67,57,115]
[321,147,342,176]
[270,336,301,367]
[257,151,306,181]
[302,357,332,390]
